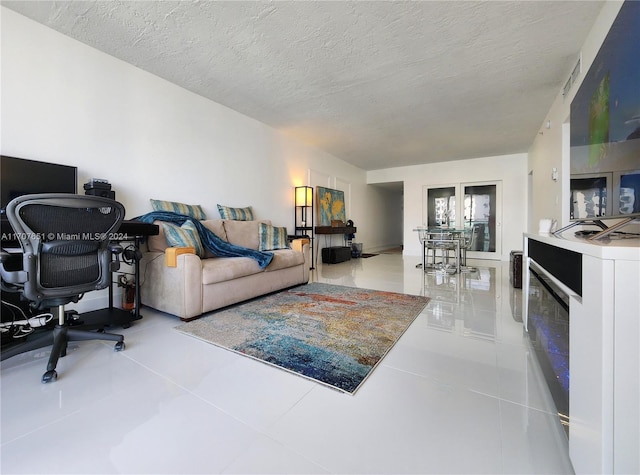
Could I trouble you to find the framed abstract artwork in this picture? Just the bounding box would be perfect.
[317,186,346,226]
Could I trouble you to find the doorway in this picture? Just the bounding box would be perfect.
[423,181,502,260]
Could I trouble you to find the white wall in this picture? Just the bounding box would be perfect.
[368,153,528,259]
[3,3,625,269]
[363,185,404,252]
[368,2,629,257]
[0,7,405,311]
[527,1,625,230]
[0,8,400,256]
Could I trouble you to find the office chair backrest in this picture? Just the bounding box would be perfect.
[5,193,125,307]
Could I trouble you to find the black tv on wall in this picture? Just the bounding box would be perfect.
[569,0,640,221]
[1,155,78,211]
[1,156,78,244]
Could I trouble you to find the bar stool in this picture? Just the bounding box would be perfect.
[427,231,458,274]
[459,228,477,273]
[415,226,434,270]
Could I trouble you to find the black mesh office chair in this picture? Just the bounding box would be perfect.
[0,194,126,383]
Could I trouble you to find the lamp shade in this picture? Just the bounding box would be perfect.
[295,186,313,206]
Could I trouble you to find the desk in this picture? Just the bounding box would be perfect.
[314,226,357,235]
[80,221,159,327]
[113,220,159,322]
[1,220,158,360]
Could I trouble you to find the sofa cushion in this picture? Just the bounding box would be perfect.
[200,220,226,240]
[201,257,261,285]
[200,219,227,258]
[265,249,304,271]
[161,221,205,257]
[147,220,169,252]
[201,249,304,284]
[150,199,206,220]
[217,204,254,221]
[258,223,290,251]
[223,219,271,250]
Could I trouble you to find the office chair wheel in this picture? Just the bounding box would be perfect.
[42,370,57,383]
[114,341,125,351]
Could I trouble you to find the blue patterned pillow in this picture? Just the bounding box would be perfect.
[161,220,205,257]
[259,223,290,251]
[217,204,254,221]
[151,199,206,220]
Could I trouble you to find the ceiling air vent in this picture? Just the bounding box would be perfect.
[563,55,582,100]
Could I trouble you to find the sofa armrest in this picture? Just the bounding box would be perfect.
[290,238,311,281]
[165,247,196,267]
[290,238,310,253]
[141,250,204,320]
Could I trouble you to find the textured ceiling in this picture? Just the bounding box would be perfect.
[2,1,604,171]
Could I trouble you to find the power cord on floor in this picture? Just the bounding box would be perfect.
[1,300,54,339]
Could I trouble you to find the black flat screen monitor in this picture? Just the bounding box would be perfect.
[1,155,78,209]
[1,155,77,243]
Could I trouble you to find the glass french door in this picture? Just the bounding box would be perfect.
[424,181,501,259]
[462,182,501,259]
[426,186,456,228]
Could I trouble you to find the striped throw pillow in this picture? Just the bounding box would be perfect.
[217,204,254,221]
[258,223,290,251]
[161,220,205,257]
[151,199,206,220]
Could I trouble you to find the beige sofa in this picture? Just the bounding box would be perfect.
[140,218,310,321]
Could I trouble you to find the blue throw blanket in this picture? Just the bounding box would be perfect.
[136,211,273,269]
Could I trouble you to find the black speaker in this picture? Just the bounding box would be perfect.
[84,180,115,200]
[85,188,115,199]
[510,251,523,289]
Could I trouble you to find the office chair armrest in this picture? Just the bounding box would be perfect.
[0,250,28,285]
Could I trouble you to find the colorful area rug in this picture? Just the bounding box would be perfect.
[175,283,430,394]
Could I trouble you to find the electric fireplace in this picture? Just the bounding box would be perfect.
[527,262,570,436]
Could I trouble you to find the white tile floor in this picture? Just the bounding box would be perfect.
[1,253,574,474]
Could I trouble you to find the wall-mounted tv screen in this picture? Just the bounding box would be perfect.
[570,0,640,220]
[1,155,78,210]
[1,155,77,243]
